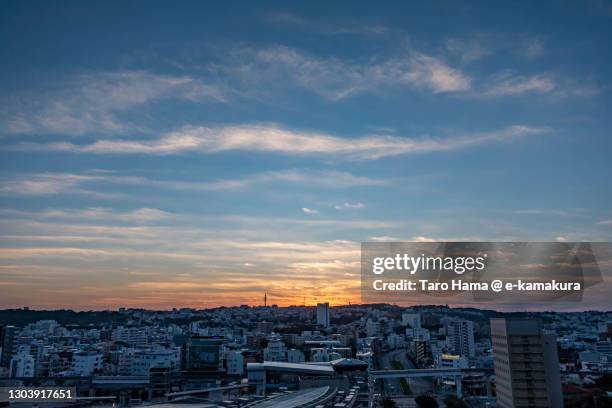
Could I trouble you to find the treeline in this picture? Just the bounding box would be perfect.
[0,309,127,327]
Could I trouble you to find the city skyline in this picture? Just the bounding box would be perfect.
[1,1,612,310]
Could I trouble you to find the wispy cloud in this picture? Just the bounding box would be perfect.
[0,169,386,197]
[301,207,318,215]
[0,207,172,223]
[471,69,599,99]
[266,12,388,36]
[369,235,400,242]
[1,71,225,136]
[12,124,548,159]
[480,72,556,97]
[217,45,471,100]
[0,173,126,199]
[446,38,491,62]
[334,202,365,210]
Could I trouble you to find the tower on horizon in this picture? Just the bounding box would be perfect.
[264,293,267,307]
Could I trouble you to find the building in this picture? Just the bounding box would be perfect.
[491,318,563,408]
[256,321,274,335]
[447,319,475,358]
[130,348,180,376]
[0,325,18,368]
[263,338,287,362]
[386,333,405,349]
[9,352,34,378]
[436,354,469,393]
[437,353,468,370]
[184,336,223,371]
[410,338,430,366]
[316,303,330,327]
[71,351,103,376]
[223,350,244,375]
[402,312,422,328]
[595,341,612,355]
[310,348,341,362]
[287,349,305,363]
[112,326,147,348]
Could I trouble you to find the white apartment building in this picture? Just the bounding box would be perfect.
[447,320,475,358]
[130,348,180,376]
[263,338,287,362]
[71,351,103,376]
[9,352,35,378]
[112,326,147,347]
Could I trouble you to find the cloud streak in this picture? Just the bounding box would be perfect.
[12,124,548,159]
[0,169,387,197]
[217,45,471,100]
[1,71,225,136]
[480,72,556,97]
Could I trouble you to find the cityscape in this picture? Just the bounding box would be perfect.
[1,303,611,407]
[2,1,612,407]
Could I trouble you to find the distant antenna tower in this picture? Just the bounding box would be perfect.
[264,292,267,307]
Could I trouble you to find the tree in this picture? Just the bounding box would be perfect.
[415,395,439,408]
[443,395,467,408]
[382,397,398,408]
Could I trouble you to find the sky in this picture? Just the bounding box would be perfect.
[0,1,612,311]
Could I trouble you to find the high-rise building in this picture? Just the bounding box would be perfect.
[0,326,18,368]
[491,318,563,408]
[316,302,330,327]
[410,338,430,365]
[447,319,475,358]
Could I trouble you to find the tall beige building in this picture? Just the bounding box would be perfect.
[491,318,563,408]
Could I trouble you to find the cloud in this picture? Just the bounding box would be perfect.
[0,169,386,197]
[480,73,556,97]
[446,38,491,62]
[266,12,388,36]
[13,123,548,159]
[217,45,470,100]
[474,70,599,99]
[0,173,125,199]
[0,173,93,196]
[597,220,612,226]
[1,71,225,136]
[369,236,400,242]
[381,53,472,93]
[301,207,318,215]
[194,169,386,190]
[8,207,171,222]
[334,202,365,210]
[413,236,437,242]
[524,38,546,58]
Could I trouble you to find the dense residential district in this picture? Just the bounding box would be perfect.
[0,304,611,407]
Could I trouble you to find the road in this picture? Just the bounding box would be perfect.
[380,349,435,397]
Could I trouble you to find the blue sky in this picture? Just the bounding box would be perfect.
[0,1,611,310]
